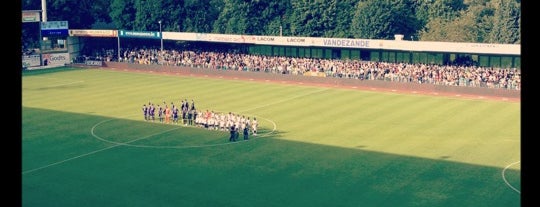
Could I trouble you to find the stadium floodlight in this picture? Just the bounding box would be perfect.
[158,20,163,52]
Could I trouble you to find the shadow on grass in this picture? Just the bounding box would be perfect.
[22,107,520,207]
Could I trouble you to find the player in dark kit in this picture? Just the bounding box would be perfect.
[172,105,179,124]
[243,126,249,140]
[187,107,194,126]
[234,125,240,141]
[149,103,155,122]
[229,125,236,142]
[157,104,163,123]
[142,104,148,121]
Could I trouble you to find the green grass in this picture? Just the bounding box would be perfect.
[22,67,520,207]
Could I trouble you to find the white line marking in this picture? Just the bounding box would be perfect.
[27,76,61,80]
[22,145,118,175]
[48,80,84,88]
[28,76,85,88]
[22,127,179,175]
[90,115,276,149]
[502,160,520,194]
[24,88,320,174]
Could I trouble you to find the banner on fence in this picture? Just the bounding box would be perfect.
[85,60,103,66]
[42,53,70,66]
[22,55,41,67]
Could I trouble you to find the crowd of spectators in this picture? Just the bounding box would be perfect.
[85,46,521,90]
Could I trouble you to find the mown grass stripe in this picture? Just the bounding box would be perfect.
[22,67,520,207]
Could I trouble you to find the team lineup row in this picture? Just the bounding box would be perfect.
[142,100,258,140]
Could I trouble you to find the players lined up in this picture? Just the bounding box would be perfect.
[196,110,258,138]
[142,99,196,125]
[142,100,258,138]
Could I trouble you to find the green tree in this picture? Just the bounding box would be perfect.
[110,0,137,29]
[425,0,466,20]
[183,0,222,33]
[90,0,113,26]
[110,0,183,31]
[21,0,522,45]
[351,0,419,40]
[46,0,96,29]
[328,0,358,38]
[416,0,473,42]
[160,0,184,32]
[462,1,495,43]
[289,0,340,37]
[485,0,520,43]
[420,10,479,42]
[212,0,250,34]
[133,0,164,31]
[251,0,290,36]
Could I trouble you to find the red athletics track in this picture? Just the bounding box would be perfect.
[79,63,520,103]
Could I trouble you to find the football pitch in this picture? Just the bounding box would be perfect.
[22,67,520,207]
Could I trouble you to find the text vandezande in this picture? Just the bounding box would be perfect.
[323,39,370,48]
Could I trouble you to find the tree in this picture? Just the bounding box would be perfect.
[182,0,221,33]
[133,0,164,31]
[416,0,475,42]
[110,0,137,30]
[89,0,113,26]
[213,0,289,35]
[327,0,358,38]
[21,0,521,45]
[250,0,290,36]
[289,0,340,37]
[485,0,520,44]
[47,0,96,29]
[351,0,419,40]
[212,0,249,34]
